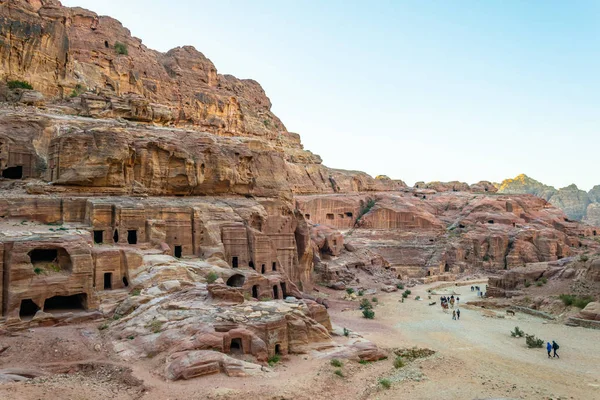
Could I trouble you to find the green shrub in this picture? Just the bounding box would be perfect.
[69,83,86,98]
[267,354,281,367]
[393,356,404,369]
[396,283,404,290]
[354,198,377,226]
[402,292,408,299]
[330,358,343,367]
[127,335,135,340]
[98,323,109,330]
[358,360,371,365]
[7,80,33,90]
[343,327,350,337]
[525,334,544,348]
[360,298,373,310]
[114,42,128,55]
[206,271,218,283]
[510,326,524,337]
[580,254,589,262]
[147,320,164,333]
[378,378,391,389]
[346,288,355,295]
[371,297,378,303]
[130,288,141,296]
[535,281,543,287]
[334,369,344,377]
[362,308,375,319]
[524,280,531,288]
[404,290,411,295]
[358,289,364,296]
[112,313,121,320]
[482,254,490,261]
[540,277,548,284]
[33,267,43,275]
[558,294,593,308]
[415,295,421,300]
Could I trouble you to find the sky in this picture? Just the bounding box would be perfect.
[62,0,600,191]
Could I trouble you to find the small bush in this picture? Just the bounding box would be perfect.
[127,335,135,340]
[379,378,391,389]
[525,334,544,348]
[580,254,589,262]
[7,80,33,90]
[206,271,218,283]
[402,292,408,299]
[558,294,593,308]
[535,281,543,287]
[330,358,343,368]
[130,288,141,296]
[483,255,490,261]
[33,267,43,275]
[334,369,344,377]
[396,283,404,290]
[559,294,575,306]
[98,323,109,331]
[510,326,525,337]
[346,288,355,295]
[524,280,531,287]
[358,360,371,365]
[415,296,421,300]
[147,320,163,333]
[362,308,375,319]
[540,277,548,284]
[360,298,373,310]
[358,289,364,296]
[268,354,281,367]
[114,42,128,55]
[70,83,86,97]
[343,327,350,337]
[393,356,404,369]
[372,297,378,303]
[113,313,121,320]
[404,290,412,295]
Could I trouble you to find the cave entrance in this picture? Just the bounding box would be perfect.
[93,230,104,244]
[113,229,119,243]
[2,166,23,179]
[122,276,129,287]
[174,245,182,258]
[232,256,238,268]
[230,338,243,354]
[273,285,279,299]
[594,230,597,236]
[43,293,87,313]
[488,220,494,224]
[127,230,137,244]
[252,285,259,299]
[281,282,287,298]
[104,273,112,290]
[326,213,334,220]
[28,248,72,273]
[226,274,245,287]
[261,264,266,274]
[272,262,276,271]
[19,299,40,320]
[249,261,255,270]
[427,271,431,276]
[275,344,282,355]
[444,263,450,272]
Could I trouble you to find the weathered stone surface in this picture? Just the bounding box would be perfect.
[577,302,600,321]
[166,350,263,380]
[548,184,591,221]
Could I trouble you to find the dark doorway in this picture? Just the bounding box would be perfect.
[104,272,112,290]
[104,40,109,48]
[272,262,277,271]
[261,264,266,274]
[174,245,182,258]
[488,220,494,224]
[281,282,287,298]
[275,344,282,355]
[232,256,238,268]
[230,338,243,354]
[113,229,119,243]
[252,285,259,299]
[427,270,431,276]
[273,285,279,299]
[122,276,129,287]
[43,293,86,313]
[2,166,23,179]
[594,231,597,236]
[19,299,40,319]
[249,261,255,270]
[444,263,450,272]
[93,230,103,244]
[127,230,137,244]
[29,249,57,263]
[226,274,245,287]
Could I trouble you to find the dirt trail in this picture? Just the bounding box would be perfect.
[1,281,599,399]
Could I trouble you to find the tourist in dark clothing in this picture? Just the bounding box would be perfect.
[456,309,460,320]
[552,341,559,358]
[452,310,456,320]
[547,342,552,358]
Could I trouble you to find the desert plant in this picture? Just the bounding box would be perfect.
[343,327,350,337]
[70,83,86,97]
[114,42,128,55]
[130,288,141,296]
[360,298,373,310]
[525,334,544,348]
[393,356,404,369]
[396,283,404,290]
[540,277,548,284]
[404,290,412,295]
[330,358,343,368]
[362,308,375,319]
[98,323,109,330]
[535,281,543,287]
[402,292,408,299]
[482,254,490,261]
[415,295,421,300]
[127,335,135,340]
[33,267,43,275]
[358,360,371,365]
[354,198,377,226]
[574,296,594,309]
[147,320,164,333]
[510,326,525,337]
[112,313,121,320]
[206,271,218,283]
[334,369,344,377]
[378,378,391,389]
[524,280,531,288]
[346,288,355,295]
[49,264,60,273]
[358,289,364,296]
[580,254,589,262]
[7,80,33,90]
[268,354,281,367]
[372,297,378,303]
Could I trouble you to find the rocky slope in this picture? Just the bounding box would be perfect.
[497,174,600,225]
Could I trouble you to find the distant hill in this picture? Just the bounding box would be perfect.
[497,174,598,225]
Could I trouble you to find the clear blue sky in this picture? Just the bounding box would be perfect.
[62,0,600,191]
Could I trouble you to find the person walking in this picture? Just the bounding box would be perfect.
[456,309,460,320]
[552,341,560,358]
[456,297,460,305]
[471,286,474,292]
[452,310,456,320]
[546,342,552,358]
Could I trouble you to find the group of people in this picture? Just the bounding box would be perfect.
[547,341,560,358]
[471,285,485,297]
[440,295,461,320]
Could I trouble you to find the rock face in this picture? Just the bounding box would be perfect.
[498,174,600,224]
